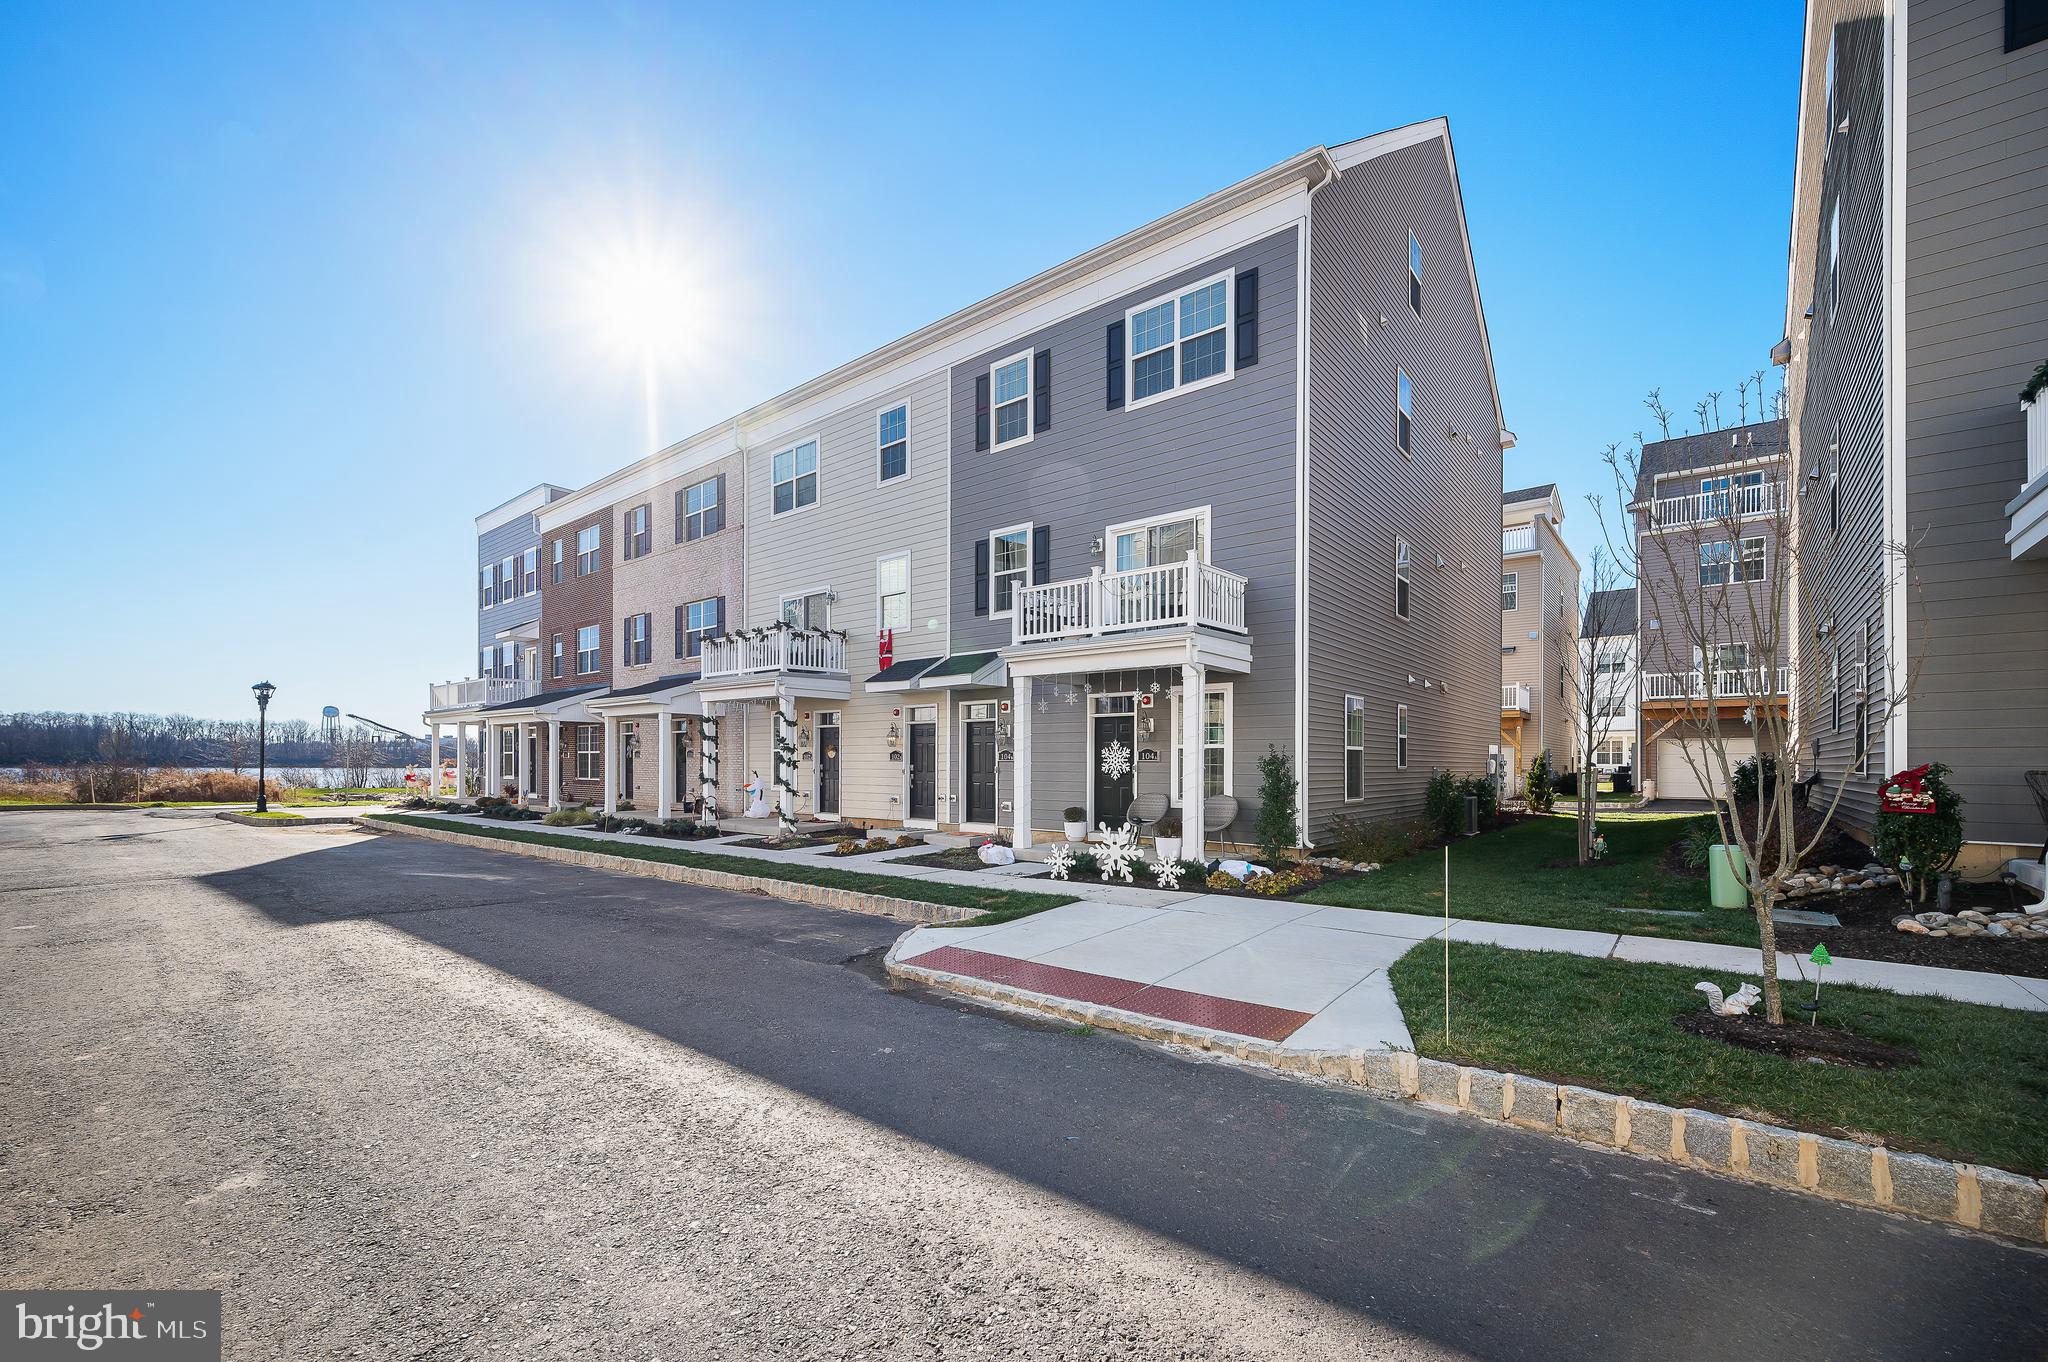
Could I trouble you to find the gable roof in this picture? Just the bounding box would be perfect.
[1582,587,1637,639]
[1635,418,1789,498]
[1503,483,1556,505]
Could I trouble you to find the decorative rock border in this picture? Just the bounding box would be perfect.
[360,817,980,925]
[887,938,2048,1244]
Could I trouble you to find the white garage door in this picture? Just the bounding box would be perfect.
[1654,737,1756,801]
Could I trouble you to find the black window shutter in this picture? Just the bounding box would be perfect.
[1032,525,1051,584]
[1033,348,1051,432]
[712,595,725,637]
[1106,321,1125,409]
[1236,268,1259,367]
[621,616,630,664]
[973,539,990,615]
[712,474,726,533]
[674,605,685,658]
[974,375,991,451]
[674,490,686,543]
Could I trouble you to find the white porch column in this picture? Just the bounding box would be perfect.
[454,721,470,800]
[428,722,442,794]
[483,721,498,795]
[655,713,674,821]
[602,714,621,815]
[775,691,797,830]
[546,720,562,811]
[515,720,531,800]
[1011,677,1033,847]
[1181,661,1206,857]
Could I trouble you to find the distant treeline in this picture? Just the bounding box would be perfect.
[0,709,417,769]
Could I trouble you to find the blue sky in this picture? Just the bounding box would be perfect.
[0,2,1804,730]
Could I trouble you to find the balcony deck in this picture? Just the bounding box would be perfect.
[426,676,539,713]
[697,628,851,699]
[1647,482,1781,530]
[1641,667,1791,705]
[1500,683,1530,713]
[1004,556,1252,675]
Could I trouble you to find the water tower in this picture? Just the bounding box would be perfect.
[320,705,341,744]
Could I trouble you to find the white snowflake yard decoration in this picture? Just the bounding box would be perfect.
[1149,857,1183,890]
[1095,822,1141,883]
[1098,740,1132,780]
[1045,842,1074,881]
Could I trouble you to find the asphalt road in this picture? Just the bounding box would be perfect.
[3,810,2043,1361]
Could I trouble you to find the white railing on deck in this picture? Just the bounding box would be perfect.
[700,629,847,679]
[1501,683,1530,712]
[427,676,538,710]
[1502,524,1536,555]
[1013,554,1248,645]
[1641,667,1791,702]
[2026,399,2047,488]
[1650,482,1779,528]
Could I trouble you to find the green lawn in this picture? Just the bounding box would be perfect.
[1390,942,2048,1175]
[236,809,306,820]
[1303,811,1761,947]
[368,814,1071,921]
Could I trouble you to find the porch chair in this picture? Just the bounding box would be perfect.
[1202,794,1241,856]
[1124,793,1169,840]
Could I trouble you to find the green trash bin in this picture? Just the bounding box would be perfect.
[1708,844,1749,909]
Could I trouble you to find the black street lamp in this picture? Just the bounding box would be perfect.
[252,680,277,812]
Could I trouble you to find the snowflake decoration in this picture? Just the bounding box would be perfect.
[1149,856,1183,890]
[1098,740,1132,780]
[1036,698,1048,714]
[1062,687,1080,707]
[1044,842,1074,881]
[1095,822,1141,883]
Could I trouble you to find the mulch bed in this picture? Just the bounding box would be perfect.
[1658,839,1708,880]
[1676,1010,1919,1069]
[1771,883,2045,976]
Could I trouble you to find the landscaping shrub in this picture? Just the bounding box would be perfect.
[1062,805,1085,823]
[1875,762,1965,902]
[1245,869,1308,896]
[1732,753,1780,805]
[894,833,923,848]
[1460,774,1499,826]
[1325,814,1425,865]
[1552,769,1579,798]
[1254,746,1298,863]
[1423,770,1460,839]
[831,837,894,856]
[1206,869,1241,892]
[1525,750,1555,812]
[542,807,594,827]
[657,817,697,838]
[1679,817,1717,869]
[1070,851,1101,878]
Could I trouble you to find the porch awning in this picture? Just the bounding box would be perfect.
[863,655,943,692]
[477,683,607,722]
[599,672,699,700]
[911,651,1006,690]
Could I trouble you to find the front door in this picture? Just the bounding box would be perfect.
[1093,714,1135,826]
[673,725,692,808]
[526,731,539,796]
[964,716,997,825]
[621,724,637,801]
[815,711,841,816]
[908,719,936,821]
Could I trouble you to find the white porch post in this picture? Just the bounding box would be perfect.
[776,691,797,830]
[454,721,470,800]
[602,715,621,816]
[655,713,674,821]
[1011,677,1033,847]
[515,720,531,800]
[1182,661,1206,857]
[546,720,562,811]
[429,722,442,794]
[483,721,498,794]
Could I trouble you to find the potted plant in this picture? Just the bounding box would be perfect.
[1153,810,1183,862]
[1062,805,1088,841]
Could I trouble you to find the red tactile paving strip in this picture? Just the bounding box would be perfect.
[910,945,1313,1043]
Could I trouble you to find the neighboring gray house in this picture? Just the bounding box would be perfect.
[1780,0,2048,872]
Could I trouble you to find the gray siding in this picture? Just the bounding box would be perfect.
[477,513,544,672]
[1304,138,1504,835]
[947,228,1300,834]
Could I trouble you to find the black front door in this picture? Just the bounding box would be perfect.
[964,720,997,824]
[1094,715,1135,825]
[908,722,936,820]
[621,726,637,801]
[816,714,841,814]
[526,732,538,795]
[674,726,691,807]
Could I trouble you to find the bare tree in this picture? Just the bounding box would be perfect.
[1737,377,1752,425]
[1644,389,1674,441]
[1692,397,1712,434]
[1563,549,1630,864]
[1708,390,1724,429]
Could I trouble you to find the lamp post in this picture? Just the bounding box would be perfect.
[252,681,276,813]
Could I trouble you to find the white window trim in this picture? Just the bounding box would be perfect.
[875,400,911,486]
[1396,703,1411,770]
[575,525,601,575]
[575,624,601,675]
[622,505,650,561]
[1169,681,1235,801]
[989,349,1036,451]
[1343,695,1365,802]
[1501,570,1518,611]
[876,552,911,634]
[623,612,651,666]
[780,585,833,631]
[1827,199,1841,321]
[1394,537,1412,619]
[1124,267,1235,413]
[1397,367,1413,454]
[988,521,1032,620]
[1407,229,1422,313]
[1738,534,1768,582]
[682,596,721,658]
[1104,505,1212,572]
[769,434,824,520]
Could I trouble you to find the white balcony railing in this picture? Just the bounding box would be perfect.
[1013,554,1248,645]
[700,628,848,680]
[1650,482,1780,529]
[1641,667,1791,702]
[1501,683,1530,712]
[1502,524,1536,555]
[2026,399,2047,488]
[427,676,539,710]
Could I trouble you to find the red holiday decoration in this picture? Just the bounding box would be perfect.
[878,627,894,670]
[1880,763,1935,815]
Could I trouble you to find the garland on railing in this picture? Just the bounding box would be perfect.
[771,705,799,836]
[699,714,719,830]
[727,621,850,645]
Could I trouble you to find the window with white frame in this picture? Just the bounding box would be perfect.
[522,547,538,594]
[1125,270,1232,409]
[551,539,564,585]
[499,643,518,678]
[1736,535,1766,582]
[1171,686,1232,800]
[1594,738,1629,768]
[1595,642,1629,675]
[550,633,563,679]
[1500,571,1518,611]
[623,612,651,666]
[772,439,819,515]
[781,590,830,631]
[480,567,495,609]
[1111,510,1205,571]
[576,525,601,575]
[1831,638,1843,730]
[575,725,601,781]
[877,404,908,481]
[1396,704,1410,770]
[681,597,720,657]
[1598,694,1628,718]
[990,353,1032,448]
[1408,230,1422,314]
[989,525,1030,616]
[1344,696,1365,800]
[623,504,651,559]
[501,556,517,599]
[479,648,493,678]
[1394,537,1411,619]
[1397,368,1413,453]
[1828,419,1841,534]
[682,476,720,541]
[576,624,600,674]
[1699,540,1732,586]
[876,554,909,631]
[1827,198,1840,320]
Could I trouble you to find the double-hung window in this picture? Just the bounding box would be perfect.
[681,597,721,658]
[772,439,819,515]
[1344,696,1365,800]
[1125,270,1232,409]
[575,726,601,781]
[480,567,496,609]
[551,539,564,585]
[623,505,651,560]
[576,525,601,575]
[1397,368,1413,453]
[877,404,908,481]
[550,633,563,679]
[1828,420,1841,534]
[1396,704,1410,770]
[989,526,1030,617]
[1501,571,1518,611]
[522,547,538,594]
[501,556,518,599]
[1699,540,1732,586]
[990,353,1033,448]
[575,624,601,675]
[1408,231,1422,314]
[877,554,909,632]
[1171,687,1232,799]
[1736,535,1767,582]
[1394,538,1411,619]
[623,612,651,666]
[1111,511,1205,571]
[680,476,720,540]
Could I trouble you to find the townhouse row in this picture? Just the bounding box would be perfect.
[423,118,1514,851]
